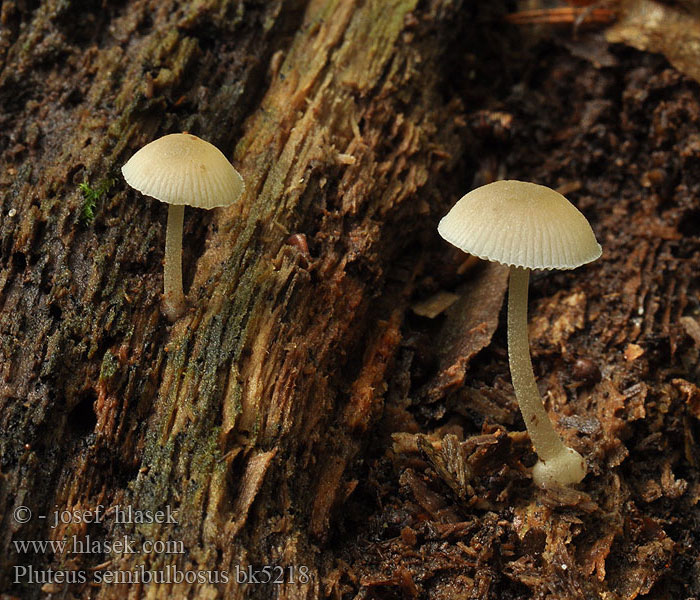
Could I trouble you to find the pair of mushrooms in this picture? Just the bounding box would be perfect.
[122,133,245,320]
[439,180,601,488]
[122,135,598,487]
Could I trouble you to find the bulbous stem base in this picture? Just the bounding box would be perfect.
[532,446,586,488]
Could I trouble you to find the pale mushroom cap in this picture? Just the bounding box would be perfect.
[438,180,602,270]
[122,133,244,209]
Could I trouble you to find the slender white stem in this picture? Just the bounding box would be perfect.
[163,204,186,321]
[507,265,585,486]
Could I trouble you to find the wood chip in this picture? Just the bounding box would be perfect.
[624,343,645,361]
[423,263,509,401]
[411,290,459,318]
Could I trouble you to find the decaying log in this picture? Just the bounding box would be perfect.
[0,0,474,597]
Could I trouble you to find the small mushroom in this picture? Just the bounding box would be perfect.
[438,180,601,488]
[122,133,244,320]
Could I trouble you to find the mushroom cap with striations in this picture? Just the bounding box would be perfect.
[438,180,601,270]
[122,133,245,209]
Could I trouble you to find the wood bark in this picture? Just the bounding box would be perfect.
[0,0,471,597]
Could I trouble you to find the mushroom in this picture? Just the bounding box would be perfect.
[122,133,245,320]
[438,180,601,487]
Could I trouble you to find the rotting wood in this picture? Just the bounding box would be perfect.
[0,0,472,597]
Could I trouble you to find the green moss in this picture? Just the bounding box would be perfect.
[78,177,115,224]
[99,350,119,381]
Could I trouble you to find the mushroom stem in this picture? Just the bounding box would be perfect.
[507,265,585,486]
[163,204,186,321]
